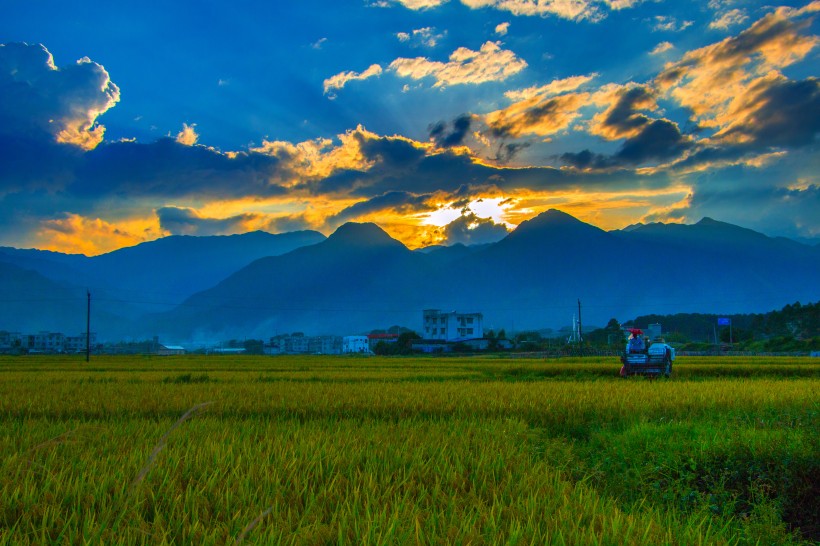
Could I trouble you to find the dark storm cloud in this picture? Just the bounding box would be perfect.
[324,191,437,226]
[719,77,820,149]
[72,139,289,198]
[599,86,654,136]
[657,10,813,89]
[156,206,278,236]
[561,119,692,168]
[357,132,427,168]
[0,134,82,191]
[309,169,371,195]
[429,114,472,147]
[672,77,820,172]
[442,212,509,246]
[494,141,531,162]
[617,119,693,163]
[559,149,609,170]
[315,131,675,199]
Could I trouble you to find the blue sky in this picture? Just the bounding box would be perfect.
[1,0,818,254]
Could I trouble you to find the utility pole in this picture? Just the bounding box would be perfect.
[86,290,91,363]
[577,299,583,346]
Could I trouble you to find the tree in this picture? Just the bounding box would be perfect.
[243,339,264,355]
[605,318,620,330]
[397,331,421,350]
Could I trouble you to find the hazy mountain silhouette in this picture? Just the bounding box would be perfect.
[151,210,820,341]
[0,261,133,335]
[4,211,819,341]
[0,230,325,338]
[0,230,324,311]
[148,223,437,340]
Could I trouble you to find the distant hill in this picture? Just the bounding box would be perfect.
[149,210,820,342]
[0,230,325,338]
[0,261,132,334]
[4,212,819,341]
[147,223,436,340]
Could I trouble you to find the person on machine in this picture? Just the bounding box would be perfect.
[627,328,645,353]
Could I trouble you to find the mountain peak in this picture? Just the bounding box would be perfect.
[327,222,404,248]
[508,209,604,240]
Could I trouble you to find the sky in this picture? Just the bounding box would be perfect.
[1,0,818,255]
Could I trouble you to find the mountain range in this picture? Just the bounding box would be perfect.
[1,210,818,342]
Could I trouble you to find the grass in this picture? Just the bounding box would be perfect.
[0,355,817,544]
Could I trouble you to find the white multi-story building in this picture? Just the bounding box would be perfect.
[65,333,97,353]
[342,335,370,354]
[422,309,483,341]
[267,334,342,355]
[33,332,65,353]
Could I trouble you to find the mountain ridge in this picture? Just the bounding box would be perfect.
[3,211,818,340]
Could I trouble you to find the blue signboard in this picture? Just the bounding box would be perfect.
[717,317,731,326]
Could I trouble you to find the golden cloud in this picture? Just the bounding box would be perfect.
[656,8,818,131]
[48,55,120,150]
[503,74,596,101]
[389,41,527,87]
[251,126,376,181]
[175,123,199,146]
[323,64,383,95]
[485,91,590,138]
[37,213,160,256]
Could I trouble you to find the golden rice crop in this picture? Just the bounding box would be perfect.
[0,354,816,545]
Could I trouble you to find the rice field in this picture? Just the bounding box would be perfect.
[0,355,817,545]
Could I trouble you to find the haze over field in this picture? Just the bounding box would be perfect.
[0,0,818,258]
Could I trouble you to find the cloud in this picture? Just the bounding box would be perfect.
[653,7,819,171]
[396,27,446,47]
[324,191,437,227]
[650,41,674,55]
[0,42,120,150]
[388,0,447,9]
[656,8,818,132]
[671,76,820,171]
[442,211,509,245]
[389,41,526,88]
[429,114,474,147]
[557,85,693,168]
[485,91,589,138]
[311,37,328,49]
[323,64,383,95]
[714,76,820,149]
[0,133,83,192]
[72,138,289,199]
[709,9,748,30]
[495,22,510,35]
[4,19,817,253]
[175,123,199,146]
[588,84,658,140]
[382,0,644,19]
[37,213,158,256]
[503,74,595,101]
[561,119,692,169]
[460,0,643,21]
[652,16,694,32]
[156,206,283,236]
